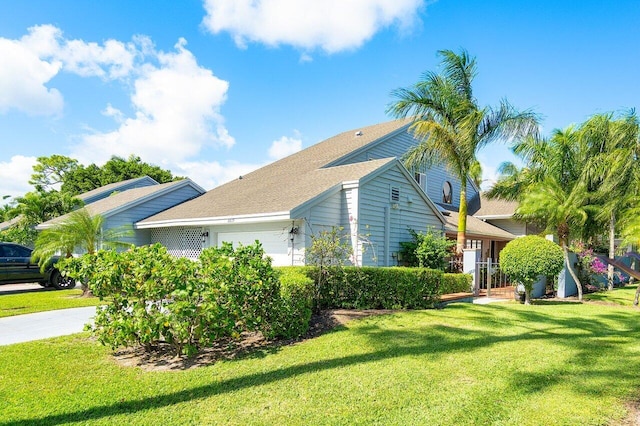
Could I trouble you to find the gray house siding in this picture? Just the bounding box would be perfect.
[106,185,203,246]
[332,130,479,210]
[487,218,527,236]
[307,190,343,231]
[358,166,443,267]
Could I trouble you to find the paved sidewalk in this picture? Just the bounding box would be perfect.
[0,306,96,346]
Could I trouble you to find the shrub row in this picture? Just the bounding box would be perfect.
[278,266,470,310]
[61,245,472,356]
[441,273,473,294]
[61,243,313,356]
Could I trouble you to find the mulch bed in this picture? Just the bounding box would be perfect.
[112,309,394,371]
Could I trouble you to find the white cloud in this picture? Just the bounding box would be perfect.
[479,161,498,191]
[268,132,302,159]
[0,25,140,116]
[72,38,233,167]
[0,156,37,199]
[0,33,63,116]
[202,0,425,53]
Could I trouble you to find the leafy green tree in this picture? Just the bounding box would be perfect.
[388,49,539,253]
[2,190,83,246]
[29,155,79,192]
[500,236,564,305]
[61,155,179,196]
[0,196,15,222]
[60,164,103,196]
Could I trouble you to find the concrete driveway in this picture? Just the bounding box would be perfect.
[0,292,95,345]
[0,306,96,346]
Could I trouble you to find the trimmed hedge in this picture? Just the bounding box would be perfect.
[285,266,444,310]
[441,273,473,294]
[276,268,314,338]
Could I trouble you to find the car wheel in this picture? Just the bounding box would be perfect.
[50,270,76,290]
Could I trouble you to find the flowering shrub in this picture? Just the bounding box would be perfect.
[571,242,611,291]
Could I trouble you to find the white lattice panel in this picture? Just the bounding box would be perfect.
[150,227,203,259]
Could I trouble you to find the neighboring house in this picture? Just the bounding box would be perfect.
[138,119,517,266]
[442,209,516,261]
[76,176,159,204]
[0,215,22,232]
[471,194,543,259]
[37,179,205,248]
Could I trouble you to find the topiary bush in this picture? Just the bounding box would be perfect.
[500,236,564,305]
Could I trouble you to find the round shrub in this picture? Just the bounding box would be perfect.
[500,236,564,304]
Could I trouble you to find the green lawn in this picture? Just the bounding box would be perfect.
[0,289,103,318]
[584,283,638,306]
[2,300,640,425]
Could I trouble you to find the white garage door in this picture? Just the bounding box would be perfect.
[217,230,290,266]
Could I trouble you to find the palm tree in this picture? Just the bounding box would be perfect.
[32,208,133,295]
[490,128,591,300]
[387,49,539,253]
[580,111,640,290]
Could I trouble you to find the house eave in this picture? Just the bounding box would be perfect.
[135,211,292,229]
[474,214,514,220]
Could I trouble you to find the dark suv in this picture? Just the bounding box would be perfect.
[0,242,75,290]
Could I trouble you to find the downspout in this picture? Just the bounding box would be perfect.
[384,206,390,266]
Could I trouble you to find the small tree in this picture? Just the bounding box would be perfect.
[306,226,353,310]
[500,236,564,305]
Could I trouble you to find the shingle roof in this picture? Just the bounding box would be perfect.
[0,215,21,231]
[38,180,195,228]
[443,210,516,240]
[474,194,519,218]
[76,176,157,201]
[140,158,397,224]
[139,120,412,224]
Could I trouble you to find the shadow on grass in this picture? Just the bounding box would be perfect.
[4,303,640,425]
[0,286,53,296]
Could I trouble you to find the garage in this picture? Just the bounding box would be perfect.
[217,230,292,266]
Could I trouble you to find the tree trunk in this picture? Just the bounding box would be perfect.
[524,284,532,305]
[456,184,467,254]
[562,243,583,301]
[608,212,615,291]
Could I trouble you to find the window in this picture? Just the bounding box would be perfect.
[414,173,427,192]
[465,239,482,250]
[442,181,453,204]
[390,186,400,201]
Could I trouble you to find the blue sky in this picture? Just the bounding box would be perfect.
[1,0,639,199]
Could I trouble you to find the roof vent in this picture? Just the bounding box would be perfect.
[355,131,363,136]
